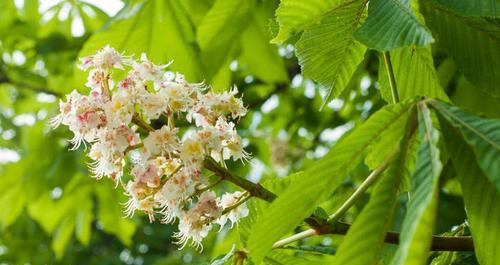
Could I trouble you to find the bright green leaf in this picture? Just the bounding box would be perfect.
[271,0,341,44]
[295,0,367,106]
[51,216,76,260]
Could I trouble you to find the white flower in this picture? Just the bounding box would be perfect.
[79,45,127,71]
[179,136,205,169]
[216,191,249,228]
[139,92,167,121]
[131,53,170,85]
[123,181,157,222]
[143,125,179,158]
[174,210,212,250]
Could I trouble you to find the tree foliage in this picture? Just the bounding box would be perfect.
[0,0,499,264]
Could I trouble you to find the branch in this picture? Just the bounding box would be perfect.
[205,156,475,252]
[0,75,63,97]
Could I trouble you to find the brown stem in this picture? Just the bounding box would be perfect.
[203,157,276,202]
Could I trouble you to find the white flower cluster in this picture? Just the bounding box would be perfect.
[50,46,250,250]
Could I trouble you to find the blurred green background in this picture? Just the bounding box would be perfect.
[0,0,484,264]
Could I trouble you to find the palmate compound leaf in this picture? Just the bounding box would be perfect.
[430,100,500,193]
[421,1,500,98]
[378,46,449,103]
[295,0,368,107]
[331,105,417,265]
[247,102,415,263]
[389,102,442,265]
[440,117,500,265]
[353,0,434,51]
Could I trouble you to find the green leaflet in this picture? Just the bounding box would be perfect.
[378,46,449,103]
[271,0,342,44]
[264,251,326,265]
[421,1,500,98]
[435,0,500,17]
[295,0,367,107]
[77,0,202,82]
[331,106,416,265]
[354,0,434,51]
[247,102,414,263]
[196,0,255,50]
[441,119,500,265]
[390,103,442,265]
[430,100,500,192]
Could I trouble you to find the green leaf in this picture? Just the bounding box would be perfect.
[354,0,434,51]
[332,107,416,265]
[271,0,342,44]
[78,0,201,81]
[441,119,500,265]
[247,102,414,262]
[295,0,367,106]
[75,192,93,246]
[196,0,255,50]
[51,216,75,260]
[430,100,500,192]
[390,103,442,265]
[421,1,500,97]
[435,0,500,17]
[451,76,500,119]
[378,46,449,103]
[95,184,137,246]
[0,184,26,230]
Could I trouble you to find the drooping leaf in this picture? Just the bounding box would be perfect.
[295,0,367,106]
[430,100,500,192]
[51,216,76,260]
[247,102,414,262]
[265,250,325,265]
[390,102,442,265]
[271,0,342,44]
[354,0,434,51]
[332,107,416,265]
[378,46,449,103]
[239,8,289,84]
[435,0,499,17]
[196,0,256,50]
[78,0,201,81]
[421,1,500,97]
[441,120,500,265]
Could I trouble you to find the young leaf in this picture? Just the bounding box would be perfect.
[378,46,449,103]
[390,102,442,265]
[354,0,434,51]
[332,106,416,265]
[271,0,342,44]
[421,1,500,98]
[441,120,500,265]
[247,102,414,263]
[295,0,367,106]
[430,100,500,192]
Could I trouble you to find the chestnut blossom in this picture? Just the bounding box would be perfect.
[51,46,252,251]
